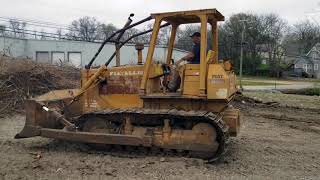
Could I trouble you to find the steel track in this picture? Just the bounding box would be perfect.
[76,108,230,162]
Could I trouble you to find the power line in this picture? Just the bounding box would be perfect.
[0,17,125,36]
[0,19,73,32]
[3,28,67,40]
[1,27,156,45]
[6,27,62,37]
[0,20,112,41]
[2,28,106,43]
[4,26,107,42]
[0,16,70,28]
[4,27,68,40]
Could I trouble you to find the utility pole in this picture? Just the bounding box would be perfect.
[239,20,247,90]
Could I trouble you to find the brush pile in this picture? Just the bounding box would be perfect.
[0,57,80,114]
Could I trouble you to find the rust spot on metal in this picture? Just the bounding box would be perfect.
[101,75,142,94]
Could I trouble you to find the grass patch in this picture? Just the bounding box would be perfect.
[242,75,320,83]
[237,80,286,86]
[304,88,320,96]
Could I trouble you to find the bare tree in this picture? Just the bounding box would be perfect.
[121,28,140,43]
[66,16,101,42]
[121,26,153,44]
[0,25,5,36]
[157,25,171,45]
[56,28,62,40]
[287,20,320,54]
[218,13,266,74]
[99,23,117,40]
[9,20,27,38]
[40,29,46,40]
[260,13,287,77]
[175,25,200,51]
[138,28,151,44]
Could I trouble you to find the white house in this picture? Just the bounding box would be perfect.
[294,43,320,78]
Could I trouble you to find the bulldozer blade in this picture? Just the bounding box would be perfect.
[15,100,62,139]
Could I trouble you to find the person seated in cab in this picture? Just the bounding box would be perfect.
[176,32,201,64]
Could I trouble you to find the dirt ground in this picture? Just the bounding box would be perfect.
[243,91,320,109]
[0,102,319,180]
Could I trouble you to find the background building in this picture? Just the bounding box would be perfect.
[0,36,188,67]
[294,43,320,78]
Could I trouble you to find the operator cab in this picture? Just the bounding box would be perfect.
[139,9,236,100]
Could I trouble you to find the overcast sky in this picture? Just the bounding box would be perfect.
[1,0,320,29]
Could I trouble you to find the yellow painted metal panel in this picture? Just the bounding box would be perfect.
[185,64,200,70]
[99,94,143,108]
[207,64,229,99]
[185,70,200,76]
[184,76,200,82]
[183,81,200,95]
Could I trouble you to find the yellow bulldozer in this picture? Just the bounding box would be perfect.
[15,9,240,162]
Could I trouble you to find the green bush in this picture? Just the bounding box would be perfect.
[304,88,320,96]
[257,64,270,71]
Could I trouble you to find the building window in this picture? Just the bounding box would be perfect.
[315,64,319,71]
[308,64,312,69]
[68,52,82,67]
[52,52,65,64]
[36,51,50,63]
[303,64,307,69]
[313,53,317,60]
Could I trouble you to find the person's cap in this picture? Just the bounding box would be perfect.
[189,32,201,37]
